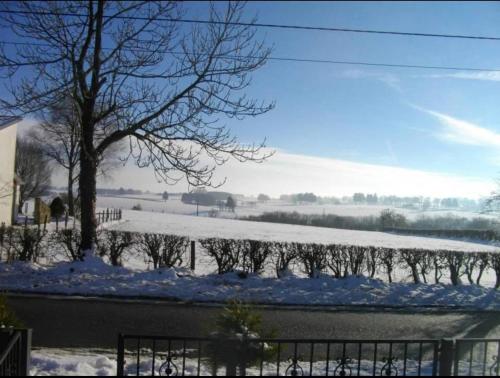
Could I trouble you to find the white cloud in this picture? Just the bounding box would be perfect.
[427,71,500,82]
[91,148,493,198]
[339,69,402,92]
[417,107,500,148]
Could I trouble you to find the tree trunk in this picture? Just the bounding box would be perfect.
[79,114,97,255]
[18,197,24,215]
[67,169,75,217]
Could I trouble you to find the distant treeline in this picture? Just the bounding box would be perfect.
[240,210,500,241]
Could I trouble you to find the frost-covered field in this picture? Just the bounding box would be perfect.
[109,210,499,252]
[97,195,495,221]
[2,206,500,310]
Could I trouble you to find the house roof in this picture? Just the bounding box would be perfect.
[0,116,22,131]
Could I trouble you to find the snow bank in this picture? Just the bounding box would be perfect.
[2,262,500,310]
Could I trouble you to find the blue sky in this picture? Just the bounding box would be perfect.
[212,1,500,175]
[14,2,500,197]
[111,1,500,198]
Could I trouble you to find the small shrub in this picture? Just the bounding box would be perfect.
[400,249,423,284]
[0,295,22,328]
[379,248,397,283]
[200,238,241,274]
[241,240,272,274]
[132,204,142,211]
[52,229,84,262]
[443,251,465,286]
[98,231,136,266]
[159,234,189,268]
[326,244,349,278]
[296,242,327,278]
[207,301,276,375]
[271,242,297,278]
[138,233,189,269]
[10,227,46,262]
[50,197,66,219]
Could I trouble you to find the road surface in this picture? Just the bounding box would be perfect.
[7,294,500,348]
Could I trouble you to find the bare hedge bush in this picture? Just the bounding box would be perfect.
[200,238,241,274]
[98,230,136,267]
[137,233,189,269]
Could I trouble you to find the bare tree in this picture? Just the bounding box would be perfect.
[32,98,123,216]
[15,137,52,213]
[0,1,274,254]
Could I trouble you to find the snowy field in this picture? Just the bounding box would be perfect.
[2,206,500,309]
[108,209,499,252]
[97,194,496,221]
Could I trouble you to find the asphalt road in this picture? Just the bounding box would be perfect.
[7,294,500,348]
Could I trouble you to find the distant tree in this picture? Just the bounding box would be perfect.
[15,137,52,213]
[366,194,378,205]
[422,198,432,211]
[293,193,317,203]
[50,197,66,219]
[226,196,236,212]
[257,194,270,202]
[162,191,169,201]
[353,193,366,204]
[379,209,407,229]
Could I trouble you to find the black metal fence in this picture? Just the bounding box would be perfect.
[117,335,453,376]
[0,329,32,376]
[454,339,500,376]
[96,208,122,226]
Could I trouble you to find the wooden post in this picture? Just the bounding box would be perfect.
[55,216,59,232]
[43,216,48,232]
[65,212,68,229]
[190,241,196,271]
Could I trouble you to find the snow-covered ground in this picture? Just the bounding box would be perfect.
[109,209,499,252]
[2,260,500,309]
[2,207,500,308]
[97,195,496,221]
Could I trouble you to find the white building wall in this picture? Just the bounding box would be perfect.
[0,123,17,225]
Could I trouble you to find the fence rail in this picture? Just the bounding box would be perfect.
[0,329,32,376]
[118,335,480,376]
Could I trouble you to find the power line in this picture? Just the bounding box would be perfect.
[1,40,499,72]
[0,9,499,42]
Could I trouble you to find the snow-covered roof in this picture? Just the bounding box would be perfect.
[0,116,22,131]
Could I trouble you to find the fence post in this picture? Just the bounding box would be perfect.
[55,216,59,232]
[19,329,32,376]
[439,339,455,376]
[190,240,196,271]
[117,334,125,376]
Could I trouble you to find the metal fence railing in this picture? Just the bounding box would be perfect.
[117,335,500,376]
[117,335,446,376]
[454,339,500,376]
[0,329,32,376]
